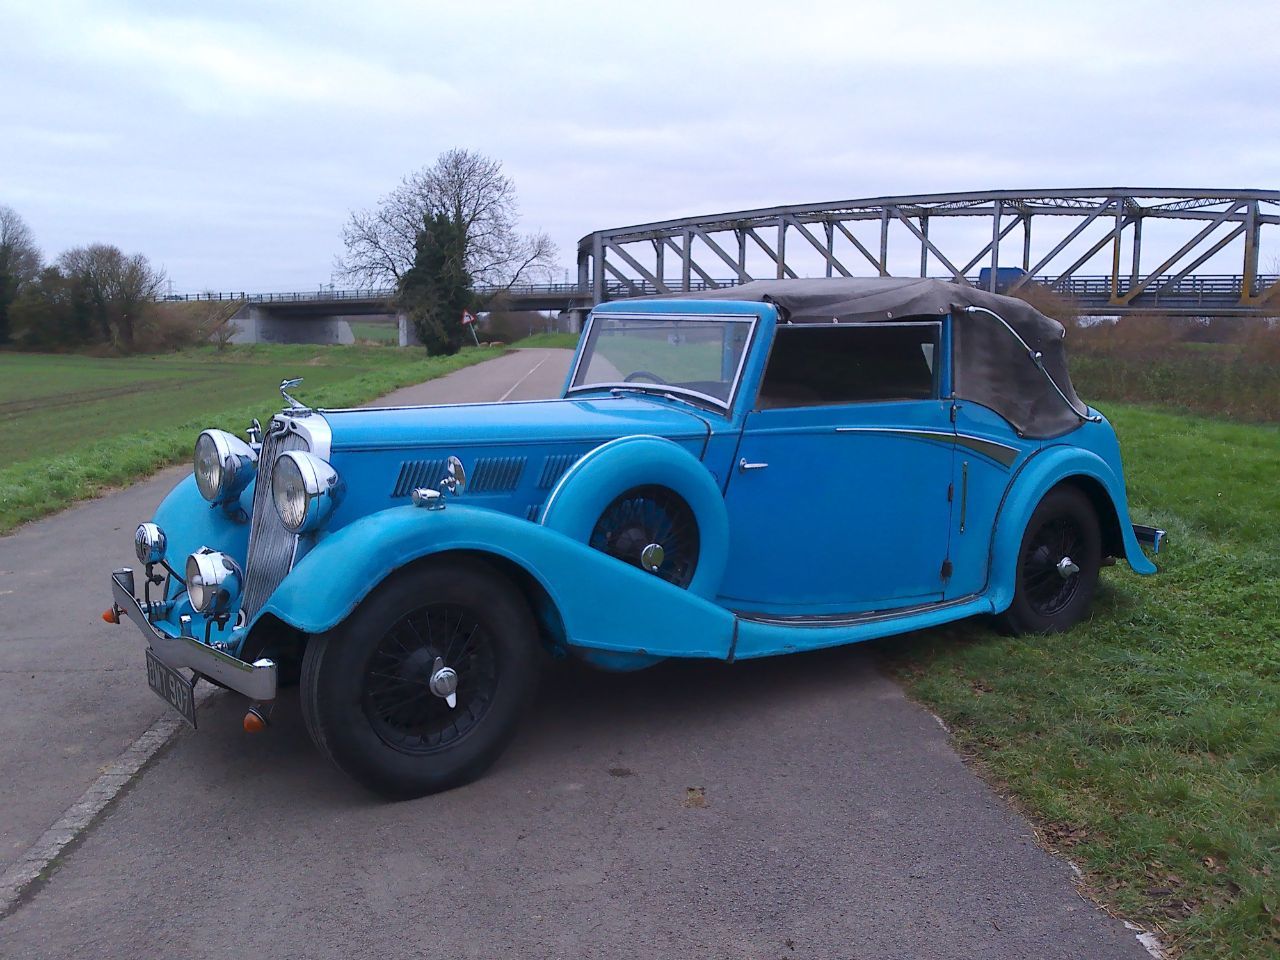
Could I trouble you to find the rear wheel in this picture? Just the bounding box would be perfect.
[300,558,539,799]
[996,486,1101,635]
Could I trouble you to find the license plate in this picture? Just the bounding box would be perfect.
[145,648,197,728]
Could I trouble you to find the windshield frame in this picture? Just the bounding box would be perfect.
[565,311,758,414]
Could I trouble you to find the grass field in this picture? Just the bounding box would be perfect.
[349,319,399,344]
[887,404,1280,959]
[516,331,580,349]
[0,344,501,533]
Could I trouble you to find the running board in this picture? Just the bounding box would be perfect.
[730,593,995,660]
[734,593,982,629]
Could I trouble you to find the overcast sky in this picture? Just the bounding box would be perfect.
[3,0,1277,292]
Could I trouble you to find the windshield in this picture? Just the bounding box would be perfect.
[570,315,753,407]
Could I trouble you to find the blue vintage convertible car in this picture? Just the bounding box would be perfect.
[107,278,1164,797]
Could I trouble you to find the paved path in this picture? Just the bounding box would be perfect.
[0,348,1150,958]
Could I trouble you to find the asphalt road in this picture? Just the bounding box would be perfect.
[0,348,1150,959]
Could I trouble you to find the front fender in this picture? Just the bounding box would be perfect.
[256,503,736,659]
[987,444,1156,612]
[153,474,252,584]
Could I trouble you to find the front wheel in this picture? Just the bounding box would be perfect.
[300,558,540,799]
[995,485,1101,635]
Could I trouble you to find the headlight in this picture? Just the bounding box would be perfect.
[272,451,342,534]
[185,548,243,615]
[194,430,257,504]
[134,522,167,565]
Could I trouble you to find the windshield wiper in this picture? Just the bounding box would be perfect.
[604,384,722,413]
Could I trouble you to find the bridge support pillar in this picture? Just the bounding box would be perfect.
[398,312,421,347]
[229,306,354,345]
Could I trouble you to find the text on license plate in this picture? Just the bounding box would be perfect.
[145,648,197,728]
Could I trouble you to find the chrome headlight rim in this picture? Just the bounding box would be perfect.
[184,547,243,616]
[134,522,167,565]
[194,429,257,504]
[272,450,342,534]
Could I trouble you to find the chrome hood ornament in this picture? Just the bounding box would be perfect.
[280,378,309,412]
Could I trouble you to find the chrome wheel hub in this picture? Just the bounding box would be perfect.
[429,656,459,709]
[640,542,665,573]
[1056,556,1080,579]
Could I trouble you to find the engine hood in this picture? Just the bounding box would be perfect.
[320,395,711,452]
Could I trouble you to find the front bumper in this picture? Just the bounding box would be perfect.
[110,568,277,701]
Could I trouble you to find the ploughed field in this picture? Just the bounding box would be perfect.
[0,344,499,533]
[889,404,1280,960]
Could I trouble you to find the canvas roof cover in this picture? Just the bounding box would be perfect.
[645,277,1089,438]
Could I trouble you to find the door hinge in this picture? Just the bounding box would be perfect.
[946,482,954,502]
[949,403,959,423]
[940,559,953,580]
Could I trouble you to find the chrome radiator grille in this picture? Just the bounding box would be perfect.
[240,426,308,619]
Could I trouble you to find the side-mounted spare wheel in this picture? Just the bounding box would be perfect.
[589,484,700,588]
[541,435,730,597]
[996,484,1102,635]
[300,557,540,799]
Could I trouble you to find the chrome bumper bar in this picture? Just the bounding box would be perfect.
[1133,524,1167,554]
[110,568,277,701]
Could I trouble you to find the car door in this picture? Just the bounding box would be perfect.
[718,322,955,614]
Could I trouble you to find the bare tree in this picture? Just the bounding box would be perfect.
[338,148,556,290]
[0,205,42,343]
[58,244,166,350]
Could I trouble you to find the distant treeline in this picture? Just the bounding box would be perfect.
[0,204,205,352]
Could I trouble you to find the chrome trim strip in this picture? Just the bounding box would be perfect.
[321,396,596,414]
[568,311,758,413]
[111,569,277,701]
[735,593,980,628]
[834,427,1019,467]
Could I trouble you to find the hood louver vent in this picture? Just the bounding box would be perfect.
[391,459,446,498]
[470,456,526,492]
[538,453,580,489]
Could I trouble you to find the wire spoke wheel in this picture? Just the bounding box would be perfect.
[589,485,699,588]
[997,485,1101,636]
[1020,517,1082,617]
[361,603,498,755]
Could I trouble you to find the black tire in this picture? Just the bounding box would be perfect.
[300,558,540,799]
[995,485,1101,636]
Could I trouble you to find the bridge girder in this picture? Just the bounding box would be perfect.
[577,188,1280,312]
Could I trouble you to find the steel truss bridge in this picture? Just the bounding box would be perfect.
[173,189,1279,320]
[576,189,1280,316]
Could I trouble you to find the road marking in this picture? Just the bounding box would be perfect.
[0,685,219,918]
[499,355,551,402]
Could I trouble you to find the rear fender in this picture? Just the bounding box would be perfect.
[255,503,735,659]
[988,445,1156,612]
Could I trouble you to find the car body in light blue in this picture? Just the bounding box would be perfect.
[107,278,1163,797]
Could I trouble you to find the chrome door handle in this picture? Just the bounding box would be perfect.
[738,458,769,472]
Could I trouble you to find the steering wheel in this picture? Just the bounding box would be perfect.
[624,370,669,385]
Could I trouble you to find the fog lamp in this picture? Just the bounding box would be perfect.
[134,522,167,565]
[185,548,243,616]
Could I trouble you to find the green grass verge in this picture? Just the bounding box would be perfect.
[349,320,399,344]
[515,332,580,349]
[885,403,1280,959]
[0,344,501,534]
